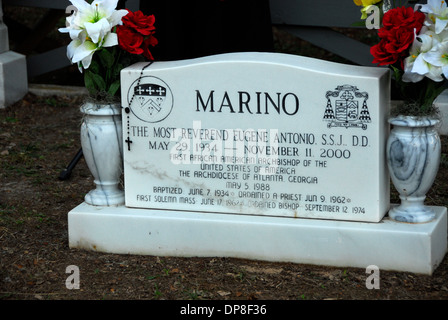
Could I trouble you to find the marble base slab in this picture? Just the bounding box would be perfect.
[68,203,447,275]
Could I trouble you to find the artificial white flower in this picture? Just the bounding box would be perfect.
[58,0,128,70]
[71,32,118,71]
[419,0,448,34]
[66,0,127,36]
[422,41,448,79]
[403,28,446,82]
[403,35,432,82]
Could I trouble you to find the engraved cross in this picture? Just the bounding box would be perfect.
[125,137,133,151]
[146,86,155,95]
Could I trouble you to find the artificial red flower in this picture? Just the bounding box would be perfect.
[121,9,156,36]
[141,35,159,60]
[385,28,415,54]
[116,9,157,60]
[371,39,401,66]
[371,6,424,67]
[382,6,425,33]
[117,26,144,55]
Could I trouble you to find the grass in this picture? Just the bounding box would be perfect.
[0,204,51,228]
[1,144,43,181]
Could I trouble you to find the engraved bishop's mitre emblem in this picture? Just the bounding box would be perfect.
[323,85,371,130]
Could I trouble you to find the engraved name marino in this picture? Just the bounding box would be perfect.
[196,90,300,115]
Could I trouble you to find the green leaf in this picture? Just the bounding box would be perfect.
[91,72,107,91]
[111,63,124,79]
[107,80,121,97]
[390,65,402,82]
[98,48,115,69]
[84,70,107,95]
[84,71,97,95]
[89,59,101,74]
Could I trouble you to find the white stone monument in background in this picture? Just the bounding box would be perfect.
[68,52,447,275]
[0,0,27,108]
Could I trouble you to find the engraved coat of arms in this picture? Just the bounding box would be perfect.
[127,76,173,124]
[323,85,371,130]
[134,83,167,117]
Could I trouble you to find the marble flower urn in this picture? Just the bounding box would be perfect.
[386,115,441,223]
[80,102,125,206]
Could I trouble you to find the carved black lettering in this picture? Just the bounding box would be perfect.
[196,90,214,112]
[264,92,281,114]
[238,91,252,114]
[282,93,300,115]
[218,92,236,113]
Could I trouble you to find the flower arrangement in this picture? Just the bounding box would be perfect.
[355,0,448,116]
[59,0,157,102]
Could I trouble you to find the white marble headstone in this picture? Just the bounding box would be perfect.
[0,2,9,54]
[0,0,28,108]
[121,53,390,222]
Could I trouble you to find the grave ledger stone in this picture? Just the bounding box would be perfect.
[121,52,390,222]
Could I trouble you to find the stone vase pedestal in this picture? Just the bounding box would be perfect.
[80,102,124,206]
[386,116,441,223]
